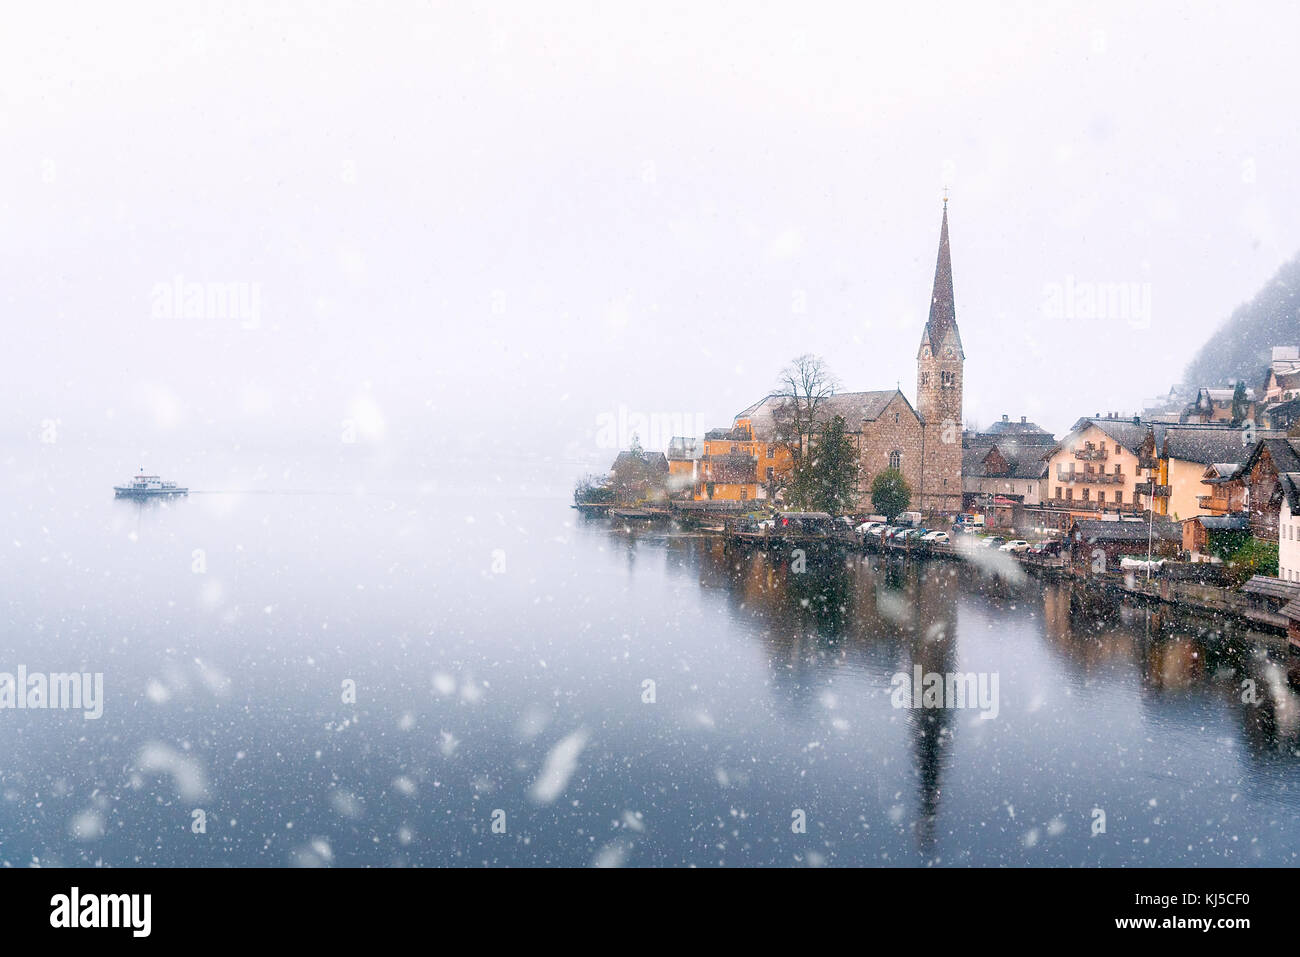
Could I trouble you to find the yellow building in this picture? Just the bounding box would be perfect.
[1043,416,1151,515]
[696,418,793,502]
[1148,425,1281,520]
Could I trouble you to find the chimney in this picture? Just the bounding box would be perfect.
[1020,416,1026,424]
[1002,414,1009,422]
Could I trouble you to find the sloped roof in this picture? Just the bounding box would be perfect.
[1241,437,1300,476]
[1064,417,1163,455]
[962,442,1049,479]
[734,390,910,439]
[1242,575,1300,601]
[1201,462,1242,484]
[1069,518,1180,542]
[1162,425,1261,465]
[1195,514,1249,531]
[982,417,1054,439]
[1280,472,1300,513]
[920,202,964,359]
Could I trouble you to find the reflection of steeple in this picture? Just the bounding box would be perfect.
[905,563,958,855]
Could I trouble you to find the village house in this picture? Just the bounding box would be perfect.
[1259,397,1300,431]
[1279,473,1300,582]
[1146,424,1268,520]
[1182,513,1249,563]
[608,447,669,503]
[1042,415,1152,519]
[1180,386,1254,425]
[1234,437,1300,542]
[962,416,1055,511]
[1067,517,1181,569]
[1197,462,1247,516]
[665,436,702,495]
[711,200,967,515]
[1259,346,1300,401]
[693,420,789,503]
[1140,385,1191,424]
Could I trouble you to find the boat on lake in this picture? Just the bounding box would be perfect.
[113,473,188,499]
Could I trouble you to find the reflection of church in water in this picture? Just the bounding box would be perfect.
[692,539,960,854]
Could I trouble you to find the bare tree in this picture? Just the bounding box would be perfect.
[770,354,839,466]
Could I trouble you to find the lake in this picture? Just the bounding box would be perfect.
[2,480,1298,867]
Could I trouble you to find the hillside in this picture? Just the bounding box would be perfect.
[1184,252,1300,389]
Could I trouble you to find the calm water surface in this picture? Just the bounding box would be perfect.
[2,481,1298,867]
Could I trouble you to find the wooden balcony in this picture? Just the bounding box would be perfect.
[1047,498,1130,513]
[1075,448,1108,461]
[1058,471,1125,484]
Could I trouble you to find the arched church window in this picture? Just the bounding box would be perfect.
[889,450,901,470]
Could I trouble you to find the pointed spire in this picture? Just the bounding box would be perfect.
[921,198,963,358]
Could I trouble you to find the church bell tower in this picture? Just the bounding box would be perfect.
[915,198,964,514]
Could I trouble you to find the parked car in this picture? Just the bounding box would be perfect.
[921,531,949,543]
[869,525,891,538]
[857,521,885,535]
[999,540,1031,553]
[979,536,1006,549]
[1028,540,1063,557]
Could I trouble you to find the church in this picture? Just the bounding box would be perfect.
[725,200,966,515]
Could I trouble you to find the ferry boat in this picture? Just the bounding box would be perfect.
[113,473,188,499]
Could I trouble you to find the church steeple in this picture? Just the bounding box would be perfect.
[914,197,965,515]
[920,198,964,359]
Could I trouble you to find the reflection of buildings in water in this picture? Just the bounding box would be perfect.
[1038,581,1144,674]
[688,544,963,854]
[1233,646,1300,766]
[1142,633,1206,692]
[1040,574,1300,772]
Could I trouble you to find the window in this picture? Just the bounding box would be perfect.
[1066,488,1073,501]
[1114,464,1121,475]
[1115,490,1122,504]
[889,450,901,470]
[1082,488,1090,501]
[1055,487,1062,500]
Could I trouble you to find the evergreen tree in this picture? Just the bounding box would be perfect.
[1230,380,1249,426]
[792,414,858,514]
[870,467,911,521]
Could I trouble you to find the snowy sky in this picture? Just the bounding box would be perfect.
[4,1,1298,478]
